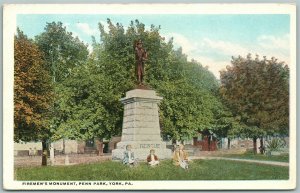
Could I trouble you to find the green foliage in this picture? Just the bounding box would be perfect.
[53,62,123,140]
[12,18,234,143]
[95,19,225,140]
[265,138,286,152]
[34,22,90,141]
[15,160,288,180]
[157,78,221,139]
[35,22,89,83]
[54,19,225,141]
[15,19,290,159]
[21,19,291,146]
[210,104,241,139]
[220,54,289,138]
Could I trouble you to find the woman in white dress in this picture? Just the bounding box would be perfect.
[173,144,189,169]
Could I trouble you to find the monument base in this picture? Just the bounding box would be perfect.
[112,141,172,161]
[111,89,172,161]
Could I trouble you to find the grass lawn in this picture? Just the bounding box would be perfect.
[221,153,289,162]
[15,159,288,181]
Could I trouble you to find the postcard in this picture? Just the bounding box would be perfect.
[3,3,296,190]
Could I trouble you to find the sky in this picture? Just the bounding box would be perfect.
[17,14,290,79]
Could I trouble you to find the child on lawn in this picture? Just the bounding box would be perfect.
[147,149,159,167]
[123,145,137,167]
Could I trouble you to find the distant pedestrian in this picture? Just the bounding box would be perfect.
[29,148,33,157]
[33,147,37,156]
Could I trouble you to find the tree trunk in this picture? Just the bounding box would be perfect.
[41,140,47,166]
[208,135,211,151]
[172,139,176,145]
[259,137,264,154]
[227,138,231,149]
[98,139,103,156]
[181,140,184,145]
[253,137,257,154]
[62,139,65,154]
[193,137,197,146]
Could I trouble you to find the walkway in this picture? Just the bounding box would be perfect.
[15,151,289,167]
[14,154,112,167]
[190,156,289,167]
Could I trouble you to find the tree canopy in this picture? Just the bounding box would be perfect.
[220,54,289,152]
[50,19,226,141]
[14,29,53,142]
[14,19,290,152]
[34,22,90,141]
[35,22,89,83]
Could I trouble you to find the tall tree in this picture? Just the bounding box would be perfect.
[35,22,89,83]
[14,29,53,165]
[35,22,89,154]
[54,61,123,142]
[220,54,289,153]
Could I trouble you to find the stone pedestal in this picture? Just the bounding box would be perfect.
[112,89,172,161]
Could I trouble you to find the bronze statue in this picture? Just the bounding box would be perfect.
[134,40,148,85]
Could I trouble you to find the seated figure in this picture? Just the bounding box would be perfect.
[147,149,159,167]
[173,144,189,169]
[122,145,136,167]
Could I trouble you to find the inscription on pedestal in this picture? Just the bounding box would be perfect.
[140,144,161,148]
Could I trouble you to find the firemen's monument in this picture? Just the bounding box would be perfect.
[112,40,172,160]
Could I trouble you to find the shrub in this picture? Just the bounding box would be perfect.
[265,138,286,152]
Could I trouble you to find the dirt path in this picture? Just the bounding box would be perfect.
[15,152,289,168]
[190,156,289,167]
[14,154,112,167]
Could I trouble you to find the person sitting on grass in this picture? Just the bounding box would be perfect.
[173,144,189,169]
[123,145,137,167]
[147,149,159,167]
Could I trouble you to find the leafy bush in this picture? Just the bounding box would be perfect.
[265,138,286,152]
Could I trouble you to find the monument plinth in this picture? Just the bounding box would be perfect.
[112,89,172,160]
